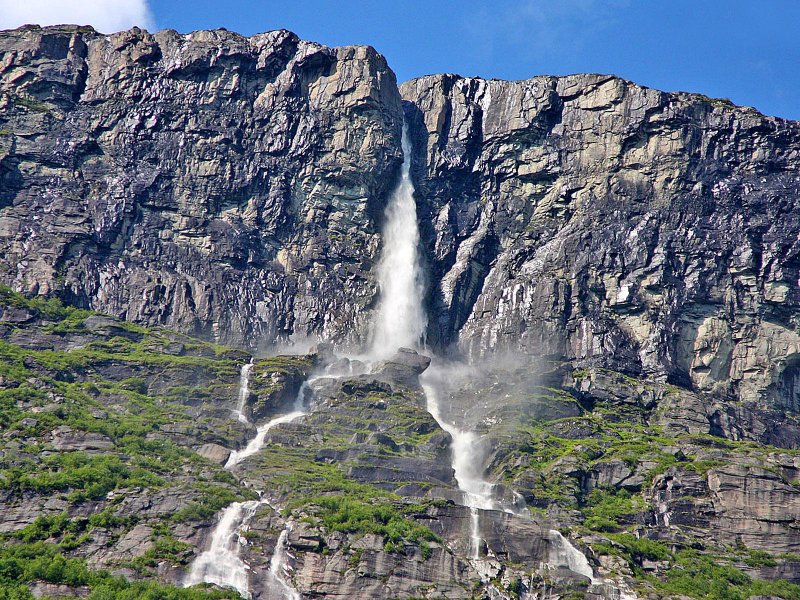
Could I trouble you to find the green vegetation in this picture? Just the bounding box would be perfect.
[581,488,645,532]
[0,541,238,599]
[1,452,163,501]
[257,447,441,554]
[308,496,438,554]
[653,549,800,600]
[0,287,255,596]
[0,286,245,509]
[591,536,800,599]
[10,94,49,113]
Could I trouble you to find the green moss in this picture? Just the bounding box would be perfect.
[129,535,193,574]
[11,95,49,113]
[172,483,255,523]
[582,488,646,532]
[1,452,163,500]
[0,541,237,599]
[306,495,439,548]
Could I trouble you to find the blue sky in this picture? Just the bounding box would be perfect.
[2,1,798,120]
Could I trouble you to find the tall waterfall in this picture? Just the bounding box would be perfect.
[371,124,427,357]
[365,122,596,587]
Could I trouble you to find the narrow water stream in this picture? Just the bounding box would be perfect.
[184,370,308,599]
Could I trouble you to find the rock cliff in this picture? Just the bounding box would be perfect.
[3,23,800,600]
[0,25,401,349]
[400,73,800,410]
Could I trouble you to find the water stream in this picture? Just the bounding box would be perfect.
[370,123,427,358]
[225,383,309,468]
[267,527,301,600]
[420,373,498,559]
[185,372,308,599]
[184,499,262,597]
[373,120,597,588]
[233,361,254,424]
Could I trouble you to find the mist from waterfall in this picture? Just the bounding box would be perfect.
[421,365,512,560]
[370,123,427,358]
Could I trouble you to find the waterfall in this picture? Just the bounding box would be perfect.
[421,373,498,559]
[370,123,427,357]
[226,383,309,468]
[546,530,596,583]
[185,370,309,598]
[423,365,596,583]
[267,527,301,600]
[233,361,254,424]
[184,500,261,598]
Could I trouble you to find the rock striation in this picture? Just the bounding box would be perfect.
[4,23,800,600]
[400,73,800,411]
[0,25,401,349]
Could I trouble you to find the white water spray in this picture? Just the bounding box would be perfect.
[371,124,427,358]
[233,361,254,424]
[185,370,309,598]
[184,500,261,598]
[421,371,502,559]
[423,365,596,583]
[547,530,596,583]
[268,527,301,600]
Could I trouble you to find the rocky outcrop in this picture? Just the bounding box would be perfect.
[5,23,800,600]
[5,26,800,416]
[0,25,402,349]
[400,73,800,412]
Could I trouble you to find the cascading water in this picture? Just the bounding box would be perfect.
[370,123,427,358]
[267,527,301,600]
[226,383,309,468]
[421,375,498,559]
[547,530,596,583]
[370,120,597,589]
[233,361,254,423]
[184,500,261,597]
[185,371,309,599]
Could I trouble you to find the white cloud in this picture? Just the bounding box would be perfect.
[0,0,155,34]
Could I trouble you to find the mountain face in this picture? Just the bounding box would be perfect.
[3,24,800,600]
[0,25,402,349]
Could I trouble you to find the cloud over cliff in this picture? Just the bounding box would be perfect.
[0,0,155,33]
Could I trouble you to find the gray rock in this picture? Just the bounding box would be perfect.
[50,426,114,451]
[0,25,402,350]
[370,348,432,386]
[195,443,231,464]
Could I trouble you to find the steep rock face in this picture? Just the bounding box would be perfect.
[400,74,800,408]
[0,25,402,349]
